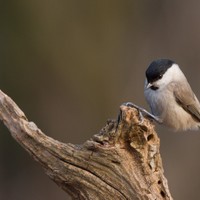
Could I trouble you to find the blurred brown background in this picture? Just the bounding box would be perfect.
[1,1,200,200]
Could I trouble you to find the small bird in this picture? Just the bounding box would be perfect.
[144,58,200,131]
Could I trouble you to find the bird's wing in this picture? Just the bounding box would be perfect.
[173,82,200,122]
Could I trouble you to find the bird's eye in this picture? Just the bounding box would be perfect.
[159,74,163,79]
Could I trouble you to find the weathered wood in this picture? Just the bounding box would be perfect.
[0,90,172,200]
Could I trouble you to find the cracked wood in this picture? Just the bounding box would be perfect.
[0,90,173,200]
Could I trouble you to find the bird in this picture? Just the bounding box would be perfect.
[143,58,200,131]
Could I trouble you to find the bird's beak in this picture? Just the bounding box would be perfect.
[146,83,152,89]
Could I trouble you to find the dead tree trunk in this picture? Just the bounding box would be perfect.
[0,90,172,200]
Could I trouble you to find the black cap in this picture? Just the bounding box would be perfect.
[146,59,175,83]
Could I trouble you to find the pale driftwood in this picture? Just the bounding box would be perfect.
[0,90,172,200]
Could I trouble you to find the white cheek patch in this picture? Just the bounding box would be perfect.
[155,64,184,88]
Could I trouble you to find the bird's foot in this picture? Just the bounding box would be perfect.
[122,102,162,124]
[115,102,162,132]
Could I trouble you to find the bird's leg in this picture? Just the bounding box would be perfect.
[115,102,162,132]
[123,102,162,124]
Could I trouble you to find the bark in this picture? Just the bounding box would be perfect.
[0,90,173,200]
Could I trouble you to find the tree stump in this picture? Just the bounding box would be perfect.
[0,90,172,200]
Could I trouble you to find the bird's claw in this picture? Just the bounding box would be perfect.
[116,102,162,132]
[116,102,144,132]
[122,102,162,124]
[115,109,122,132]
[123,102,145,124]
